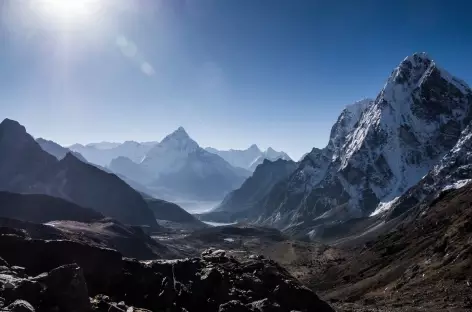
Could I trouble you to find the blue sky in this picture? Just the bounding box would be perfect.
[1,0,471,160]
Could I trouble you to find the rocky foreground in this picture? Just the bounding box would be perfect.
[0,228,333,312]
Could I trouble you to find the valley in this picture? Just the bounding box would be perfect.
[1,52,472,311]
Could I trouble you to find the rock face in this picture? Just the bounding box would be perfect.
[388,122,472,219]
[252,53,472,231]
[0,232,334,312]
[0,119,158,228]
[0,261,92,312]
[202,159,298,223]
[0,192,104,224]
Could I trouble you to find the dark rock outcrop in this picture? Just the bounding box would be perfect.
[0,232,333,312]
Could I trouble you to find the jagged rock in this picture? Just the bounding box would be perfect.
[0,232,333,312]
[4,300,35,312]
[41,264,91,312]
[0,234,123,295]
[218,300,251,312]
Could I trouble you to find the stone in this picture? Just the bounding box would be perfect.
[4,300,35,312]
[218,300,252,312]
[42,264,91,312]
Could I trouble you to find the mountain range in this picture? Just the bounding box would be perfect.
[64,127,292,202]
[204,52,472,240]
[205,145,292,171]
[0,119,158,228]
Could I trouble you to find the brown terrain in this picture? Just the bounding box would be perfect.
[161,184,472,311]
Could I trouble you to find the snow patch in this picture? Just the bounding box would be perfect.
[442,179,472,192]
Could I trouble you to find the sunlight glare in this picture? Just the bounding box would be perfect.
[31,0,103,27]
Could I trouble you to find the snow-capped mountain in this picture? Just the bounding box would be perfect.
[205,144,262,170]
[248,52,472,229]
[36,138,87,162]
[140,127,200,176]
[248,148,292,171]
[0,119,158,228]
[108,127,251,201]
[206,145,292,171]
[69,140,157,166]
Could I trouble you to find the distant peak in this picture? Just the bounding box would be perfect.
[159,126,199,148]
[266,147,276,153]
[248,144,261,152]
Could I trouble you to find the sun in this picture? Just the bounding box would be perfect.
[31,0,103,26]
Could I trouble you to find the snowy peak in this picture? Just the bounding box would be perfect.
[140,127,200,175]
[327,98,373,158]
[162,126,192,142]
[254,52,472,230]
[248,144,261,153]
[392,52,433,86]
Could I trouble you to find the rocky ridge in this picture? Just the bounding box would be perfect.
[240,53,472,234]
[0,229,333,312]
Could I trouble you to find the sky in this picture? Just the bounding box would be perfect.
[0,0,471,160]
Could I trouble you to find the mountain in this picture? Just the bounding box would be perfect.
[206,145,292,171]
[201,158,298,222]
[140,127,200,175]
[0,191,104,223]
[0,119,158,228]
[109,156,154,185]
[387,121,472,219]
[205,144,263,169]
[151,147,250,200]
[245,52,472,231]
[248,148,292,171]
[69,140,156,166]
[36,138,87,162]
[135,127,250,200]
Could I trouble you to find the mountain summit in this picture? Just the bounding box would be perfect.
[258,52,472,229]
[205,53,472,235]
